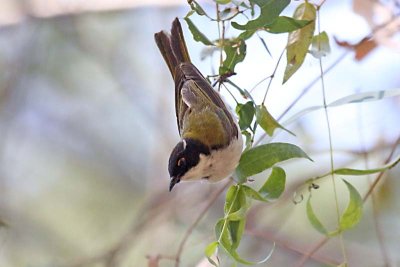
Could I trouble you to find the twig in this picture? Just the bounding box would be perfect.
[357,98,391,267]
[362,136,400,202]
[247,229,339,266]
[254,51,349,146]
[64,191,174,267]
[294,136,400,267]
[174,179,232,267]
[262,47,286,104]
[316,8,348,263]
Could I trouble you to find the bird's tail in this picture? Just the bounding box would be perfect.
[154,18,191,79]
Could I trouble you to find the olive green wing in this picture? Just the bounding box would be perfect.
[174,63,238,141]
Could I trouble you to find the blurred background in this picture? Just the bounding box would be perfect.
[0,0,399,266]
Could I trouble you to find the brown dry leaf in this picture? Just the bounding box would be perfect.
[353,0,400,52]
[334,36,377,61]
[354,38,378,60]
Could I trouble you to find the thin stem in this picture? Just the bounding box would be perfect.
[363,136,400,202]
[262,47,285,104]
[174,179,231,267]
[316,8,347,263]
[295,136,400,266]
[221,82,239,104]
[249,75,272,93]
[247,229,339,266]
[216,3,223,67]
[253,51,349,146]
[357,96,391,266]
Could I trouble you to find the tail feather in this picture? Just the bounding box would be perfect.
[171,18,191,64]
[154,18,190,79]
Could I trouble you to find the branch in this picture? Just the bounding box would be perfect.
[174,179,232,267]
[294,135,400,267]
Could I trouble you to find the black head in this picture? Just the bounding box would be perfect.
[168,138,210,191]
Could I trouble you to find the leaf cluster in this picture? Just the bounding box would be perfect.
[180,0,400,265]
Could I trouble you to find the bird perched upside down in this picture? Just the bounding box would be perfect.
[154,18,243,191]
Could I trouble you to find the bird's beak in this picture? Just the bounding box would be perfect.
[169,176,180,191]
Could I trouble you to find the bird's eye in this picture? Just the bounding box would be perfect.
[177,158,186,167]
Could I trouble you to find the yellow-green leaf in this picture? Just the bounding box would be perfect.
[224,185,239,215]
[306,195,329,235]
[243,167,286,201]
[205,241,219,266]
[256,104,294,136]
[339,179,363,231]
[283,2,316,83]
[333,156,400,176]
[216,0,231,4]
[259,166,286,199]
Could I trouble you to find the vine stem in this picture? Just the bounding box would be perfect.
[316,7,348,264]
[295,135,400,267]
[216,3,223,67]
[253,51,349,146]
[261,47,286,104]
[174,179,231,267]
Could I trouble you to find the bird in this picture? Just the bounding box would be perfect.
[154,18,243,191]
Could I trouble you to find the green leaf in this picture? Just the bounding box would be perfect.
[236,143,312,181]
[339,179,363,231]
[226,186,248,221]
[283,2,316,83]
[333,156,400,176]
[259,166,286,199]
[242,185,268,202]
[218,185,276,265]
[310,31,331,58]
[241,130,252,151]
[256,104,294,136]
[224,185,239,215]
[236,101,255,131]
[223,242,275,265]
[219,39,246,75]
[216,0,231,4]
[205,241,219,267]
[228,219,246,249]
[266,16,311,33]
[306,195,329,235]
[232,0,290,30]
[188,0,207,16]
[238,29,257,40]
[184,17,214,46]
[243,167,285,201]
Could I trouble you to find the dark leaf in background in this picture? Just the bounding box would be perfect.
[232,0,290,30]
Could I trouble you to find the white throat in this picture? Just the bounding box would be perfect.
[180,134,243,182]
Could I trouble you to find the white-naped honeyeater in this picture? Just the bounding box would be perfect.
[155,18,243,191]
